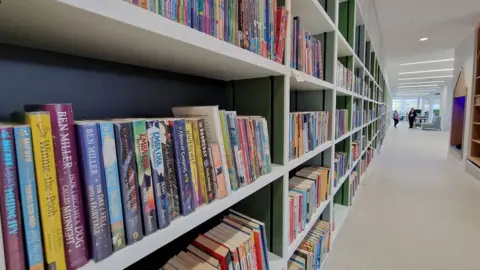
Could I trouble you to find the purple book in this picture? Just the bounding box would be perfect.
[76,122,113,262]
[0,125,25,270]
[42,104,89,269]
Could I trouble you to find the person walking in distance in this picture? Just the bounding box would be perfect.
[393,110,399,128]
[408,108,417,128]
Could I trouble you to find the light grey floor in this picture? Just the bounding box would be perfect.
[325,121,480,270]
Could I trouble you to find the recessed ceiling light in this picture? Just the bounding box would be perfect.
[398,81,444,85]
[398,68,453,75]
[400,59,454,66]
[419,37,428,41]
[398,85,439,88]
[398,75,454,81]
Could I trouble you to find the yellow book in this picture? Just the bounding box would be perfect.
[185,121,201,207]
[188,119,209,204]
[26,112,66,270]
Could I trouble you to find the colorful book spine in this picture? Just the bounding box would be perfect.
[237,118,252,183]
[41,103,89,269]
[132,120,158,235]
[113,121,143,245]
[225,112,246,187]
[185,121,202,206]
[219,111,238,190]
[0,126,26,270]
[13,126,44,270]
[189,119,210,204]
[197,119,216,201]
[146,120,170,229]
[170,119,195,215]
[98,122,126,251]
[26,112,67,270]
[208,143,228,198]
[76,123,113,262]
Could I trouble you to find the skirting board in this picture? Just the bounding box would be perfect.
[466,160,480,182]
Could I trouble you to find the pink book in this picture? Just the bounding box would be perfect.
[209,144,227,199]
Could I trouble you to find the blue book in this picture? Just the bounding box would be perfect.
[146,120,170,229]
[76,122,113,261]
[13,126,44,269]
[253,119,265,175]
[98,122,126,251]
[169,119,195,215]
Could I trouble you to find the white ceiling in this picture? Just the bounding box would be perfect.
[373,0,480,97]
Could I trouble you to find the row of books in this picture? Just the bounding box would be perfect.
[352,109,364,129]
[291,17,324,80]
[361,135,367,152]
[366,148,374,165]
[348,171,359,206]
[288,166,331,243]
[288,220,331,270]
[124,0,289,63]
[351,141,361,163]
[289,112,329,161]
[161,209,270,270]
[335,109,348,139]
[333,152,349,187]
[336,61,352,91]
[0,104,272,270]
[353,76,368,96]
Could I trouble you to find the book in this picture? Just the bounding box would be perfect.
[113,121,144,245]
[187,244,221,269]
[13,125,45,270]
[224,111,246,187]
[0,213,5,270]
[0,125,26,270]
[219,111,238,191]
[208,143,228,198]
[172,106,231,194]
[146,120,170,229]
[158,119,181,221]
[193,234,233,270]
[36,103,89,269]
[187,118,213,204]
[131,119,158,235]
[98,122,126,251]
[26,112,67,270]
[164,119,195,215]
[185,120,203,206]
[76,122,113,261]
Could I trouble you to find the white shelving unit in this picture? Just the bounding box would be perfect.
[0,0,391,269]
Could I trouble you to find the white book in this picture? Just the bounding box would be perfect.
[0,214,5,270]
[172,106,232,195]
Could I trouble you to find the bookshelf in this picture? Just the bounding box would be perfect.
[0,0,390,269]
[470,26,480,167]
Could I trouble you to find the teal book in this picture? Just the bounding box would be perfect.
[13,126,44,270]
[99,122,126,251]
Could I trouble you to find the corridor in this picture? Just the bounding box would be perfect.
[325,121,480,270]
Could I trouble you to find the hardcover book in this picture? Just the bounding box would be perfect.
[146,120,170,229]
[169,118,195,215]
[0,125,26,270]
[131,119,158,235]
[26,112,67,270]
[76,122,113,261]
[113,121,143,245]
[98,122,126,251]
[158,120,181,221]
[13,126,45,270]
[34,103,88,269]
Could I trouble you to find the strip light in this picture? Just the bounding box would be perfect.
[398,81,444,85]
[398,75,454,81]
[398,84,439,88]
[398,68,453,75]
[400,59,454,66]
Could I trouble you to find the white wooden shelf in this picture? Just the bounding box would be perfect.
[291,0,336,35]
[79,164,286,270]
[268,252,285,270]
[288,141,333,171]
[286,199,331,259]
[290,69,335,91]
[337,32,355,57]
[0,0,289,81]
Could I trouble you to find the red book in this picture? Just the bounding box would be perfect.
[193,234,232,270]
[237,118,251,184]
[0,125,25,270]
[275,7,288,63]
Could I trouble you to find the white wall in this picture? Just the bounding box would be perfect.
[451,29,476,162]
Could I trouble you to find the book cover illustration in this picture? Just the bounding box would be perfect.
[113,121,143,245]
[132,120,158,235]
[26,112,67,270]
[146,120,170,229]
[98,122,126,251]
[41,103,89,268]
[158,120,180,221]
[13,126,45,270]
[170,119,195,215]
[76,123,113,262]
[0,125,26,270]
[208,143,227,198]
